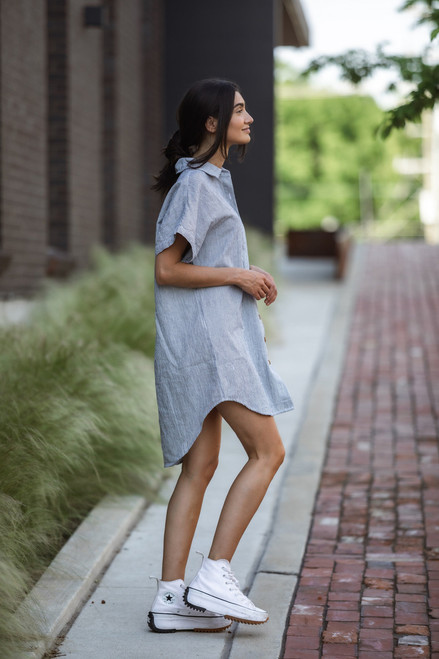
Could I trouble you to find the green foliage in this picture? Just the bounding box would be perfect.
[245,226,277,335]
[276,94,421,232]
[302,0,439,136]
[0,244,162,657]
[401,0,439,41]
[33,244,157,358]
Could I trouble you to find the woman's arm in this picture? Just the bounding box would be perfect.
[155,233,274,302]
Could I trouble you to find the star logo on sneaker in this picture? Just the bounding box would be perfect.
[162,592,175,604]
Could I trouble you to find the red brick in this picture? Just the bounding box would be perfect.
[395,613,429,625]
[396,625,430,635]
[284,635,320,650]
[396,601,427,613]
[284,649,320,659]
[323,623,358,644]
[287,624,322,636]
[328,592,361,602]
[361,616,394,629]
[290,614,324,627]
[326,609,360,622]
[328,600,359,610]
[359,637,394,651]
[394,647,430,657]
[360,629,394,640]
[362,605,393,617]
[398,573,427,584]
[396,594,427,603]
[364,577,394,590]
[322,646,357,657]
[398,584,427,594]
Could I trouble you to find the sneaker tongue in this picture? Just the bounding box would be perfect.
[212,558,231,569]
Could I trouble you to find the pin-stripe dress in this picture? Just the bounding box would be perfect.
[154,157,293,467]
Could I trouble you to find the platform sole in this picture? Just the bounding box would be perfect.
[184,587,269,625]
[147,611,230,633]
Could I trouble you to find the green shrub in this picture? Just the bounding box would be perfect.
[0,243,161,657]
[33,243,157,357]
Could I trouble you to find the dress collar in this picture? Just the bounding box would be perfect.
[175,157,228,179]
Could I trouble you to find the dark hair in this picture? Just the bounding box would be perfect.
[153,78,247,196]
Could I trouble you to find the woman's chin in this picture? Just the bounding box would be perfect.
[228,136,251,149]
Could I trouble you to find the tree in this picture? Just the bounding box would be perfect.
[302,0,439,136]
[275,94,421,232]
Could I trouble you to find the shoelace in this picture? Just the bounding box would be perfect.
[221,566,254,606]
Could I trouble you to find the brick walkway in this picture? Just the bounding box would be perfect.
[282,243,439,658]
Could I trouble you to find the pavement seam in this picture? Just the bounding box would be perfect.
[226,246,365,659]
[276,245,365,659]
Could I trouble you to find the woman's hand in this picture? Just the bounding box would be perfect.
[245,265,278,306]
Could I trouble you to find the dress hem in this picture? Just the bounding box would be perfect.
[162,397,294,468]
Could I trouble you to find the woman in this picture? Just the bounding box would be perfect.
[148,79,293,634]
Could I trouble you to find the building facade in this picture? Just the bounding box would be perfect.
[0,0,307,296]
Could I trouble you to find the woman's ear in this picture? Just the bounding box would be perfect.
[205,116,218,134]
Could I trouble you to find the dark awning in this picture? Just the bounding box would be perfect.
[277,0,310,47]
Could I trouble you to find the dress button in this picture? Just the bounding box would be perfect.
[268,360,271,365]
[264,337,266,343]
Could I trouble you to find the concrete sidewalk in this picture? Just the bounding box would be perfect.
[52,247,361,659]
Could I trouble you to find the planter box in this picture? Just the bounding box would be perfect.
[46,247,76,278]
[286,228,352,279]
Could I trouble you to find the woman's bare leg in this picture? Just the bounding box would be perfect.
[161,408,222,581]
[209,401,285,562]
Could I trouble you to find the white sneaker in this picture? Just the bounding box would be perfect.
[147,577,231,633]
[185,554,269,625]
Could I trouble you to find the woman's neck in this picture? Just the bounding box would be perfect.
[192,142,227,169]
[208,151,226,169]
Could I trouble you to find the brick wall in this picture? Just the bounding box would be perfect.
[102,0,163,249]
[0,0,164,296]
[0,0,47,296]
[142,0,164,242]
[47,0,68,252]
[102,0,117,248]
[68,0,103,268]
[115,0,143,247]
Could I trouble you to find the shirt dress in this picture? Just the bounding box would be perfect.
[154,157,293,467]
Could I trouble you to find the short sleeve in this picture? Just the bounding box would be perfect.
[155,172,213,263]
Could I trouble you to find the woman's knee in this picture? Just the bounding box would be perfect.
[182,454,219,487]
[266,438,285,472]
[275,439,286,466]
[246,435,285,474]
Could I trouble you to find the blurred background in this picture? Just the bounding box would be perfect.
[1,3,438,655]
[1,0,437,298]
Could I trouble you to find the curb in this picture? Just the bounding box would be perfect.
[20,494,150,658]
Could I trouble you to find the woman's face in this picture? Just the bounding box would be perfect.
[226,91,254,147]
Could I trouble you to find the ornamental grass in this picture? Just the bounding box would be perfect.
[0,244,162,657]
